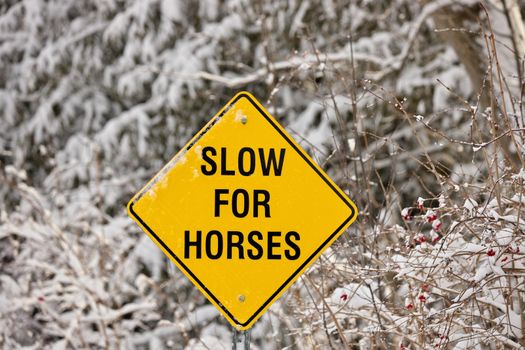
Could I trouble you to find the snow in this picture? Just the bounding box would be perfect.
[161,0,184,23]
[132,236,165,281]
[512,168,525,181]
[463,198,478,212]
[330,284,376,309]
[496,228,513,246]
[347,138,356,152]
[2,0,525,348]
[473,263,492,283]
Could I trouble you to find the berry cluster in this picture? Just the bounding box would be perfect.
[402,197,444,246]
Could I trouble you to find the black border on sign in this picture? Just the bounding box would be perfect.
[128,92,357,328]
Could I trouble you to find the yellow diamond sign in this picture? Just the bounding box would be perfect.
[127,92,357,330]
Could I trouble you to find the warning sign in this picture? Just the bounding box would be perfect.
[127,91,358,330]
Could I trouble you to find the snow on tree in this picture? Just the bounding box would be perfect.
[1,0,525,348]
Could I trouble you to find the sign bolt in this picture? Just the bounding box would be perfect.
[241,116,248,124]
[238,295,246,302]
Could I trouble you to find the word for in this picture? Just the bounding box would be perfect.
[214,188,270,218]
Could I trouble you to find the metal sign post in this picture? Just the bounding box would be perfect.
[233,328,251,350]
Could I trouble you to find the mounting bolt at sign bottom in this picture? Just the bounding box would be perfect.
[238,295,246,302]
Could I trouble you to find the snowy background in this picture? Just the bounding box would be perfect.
[2,0,525,349]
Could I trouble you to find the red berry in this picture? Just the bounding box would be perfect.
[487,249,496,256]
[424,209,438,222]
[415,234,426,244]
[340,293,348,301]
[507,246,521,254]
[418,295,426,303]
[401,208,412,221]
